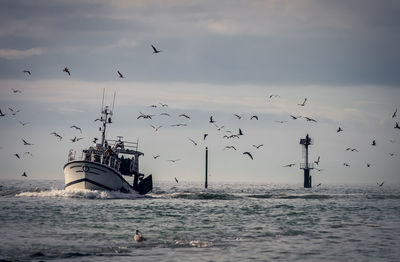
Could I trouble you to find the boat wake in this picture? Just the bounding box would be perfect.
[16,189,144,200]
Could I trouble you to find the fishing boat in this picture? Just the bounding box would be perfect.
[64,92,153,195]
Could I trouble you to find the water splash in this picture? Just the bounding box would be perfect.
[16,189,143,200]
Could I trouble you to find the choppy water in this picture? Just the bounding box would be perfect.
[0,179,399,262]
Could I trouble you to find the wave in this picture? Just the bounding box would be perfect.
[16,189,144,200]
[247,193,331,200]
[169,192,239,200]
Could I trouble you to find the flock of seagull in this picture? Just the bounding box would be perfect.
[1,43,399,187]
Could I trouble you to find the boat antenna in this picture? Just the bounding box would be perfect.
[111,91,116,116]
[101,88,105,113]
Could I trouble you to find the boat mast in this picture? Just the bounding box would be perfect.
[99,91,115,147]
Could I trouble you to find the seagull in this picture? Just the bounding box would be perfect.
[274,120,288,123]
[167,159,181,163]
[238,128,243,136]
[377,182,384,187]
[70,125,82,133]
[233,114,243,119]
[174,177,179,183]
[283,163,296,167]
[159,103,168,107]
[0,109,6,117]
[315,168,324,172]
[151,44,161,54]
[314,156,320,165]
[24,152,33,156]
[21,172,28,177]
[224,134,240,139]
[316,183,322,187]
[94,118,102,122]
[250,115,258,120]
[22,139,34,145]
[203,134,208,140]
[159,113,171,117]
[63,67,71,76]
[243,152,253,160]
[209,116,216,123]
[137,112,154,119]
[389,153,396,157]
[50,132,63,140]
[179,114,191,120]
[23,70,31,75]
[304,117,317,122]
[18,121,30,126]
[153,155,160,159]
[392,109,397,118]
[170,123,187,127]
[134,230,145,242]
[117,70,124,78]
[252,144,263,149]
[367,163,371,167]
[394,122,400,129]
[346,148,359,152]
[290,115,301,120]
[337,127,343,132]
[14,153,20,159]
[269,94,280,99]
[188,139,198,146]
[224,146,236,150]
[12,88,22,94]
[371,140,376,146]
[8,108,20,115]
[70,137,84,142]
[214,124,224,131]
[150,125,162,131]
[343,163,350,167]
[298,98,307,106]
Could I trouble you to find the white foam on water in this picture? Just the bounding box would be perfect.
[16,188,144,200]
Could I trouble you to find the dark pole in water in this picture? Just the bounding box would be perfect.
[205,147,208,189]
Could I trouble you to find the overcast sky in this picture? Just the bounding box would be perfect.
[0,0,399,185]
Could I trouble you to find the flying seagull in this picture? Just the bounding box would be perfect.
[392,109,397,118]
[179,114,191,120]
[304,117,317,122]
[21,172,27,177]
[188,139,198,146]
[70,137,84,142]
[0,109,6,117]
[290,115,301,120]
[18,121,30,126]
[8,108,20,115]
[148,104,157,108]
[23,70,31,75]
[224,146,236,150]
[159,103,168,107]
[252,144,263,149]
[24,152,33,156]
[151,45,161,54]
[275,120,288,123]
[377,182,384,187]
[283,163,296,167]
[209,116,216,123]
[337,127,343,133]
[343,163,350,167]
[12,88,22,94]
[298,98,307,106]
[63,67,71,76]
[250,115,258,120]
[238,128,244,136]
[117,70,124,78]
[167,159,181,163]
[269,94,280,99]
[134,230,145,242]
[243,152,253,160]
[150,125,162,132]
[159,113,171,117]
[14,153,20,159]
[22,139,34,146]
[170,123,187,127]
[174,177,179,183]
[153,155,160,159]
[394,122,400,129]
[233,114,243,119]
[371,140,376,146]
[70,125,82,133]
[50,132,63,140]
[203,134,208,140]
[314,156,320,165]
[367,163,371,167]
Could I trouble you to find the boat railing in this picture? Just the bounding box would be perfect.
[79,150,121,170]
[108,139,139,151]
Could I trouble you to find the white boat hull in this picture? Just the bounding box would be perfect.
[64,161,134,193]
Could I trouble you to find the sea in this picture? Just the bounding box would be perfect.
[0,179,399,262]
